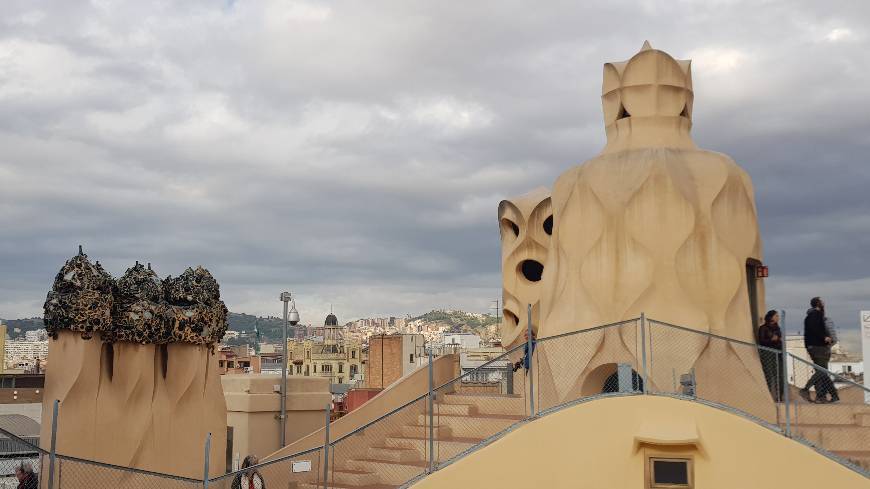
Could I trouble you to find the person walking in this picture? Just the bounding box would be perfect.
[231,455,266,489]
[757,310,784,402]
[15,461,38,489]
[800,297,839,403]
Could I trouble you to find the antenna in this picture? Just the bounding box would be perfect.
[491,299,501,323]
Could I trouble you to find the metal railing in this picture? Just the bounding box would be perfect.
[14,314,869,488]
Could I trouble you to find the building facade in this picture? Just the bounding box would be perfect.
[443,333,481,350]
[286,313,364,385]
[4,339,48,368]
[366,333,426,389]
[217,345,261,375]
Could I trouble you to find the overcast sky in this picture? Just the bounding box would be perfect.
[1,1,868,350]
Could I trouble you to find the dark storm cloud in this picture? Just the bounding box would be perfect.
[1,1,869,349]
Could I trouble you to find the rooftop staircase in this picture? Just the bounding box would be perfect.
[297,390,870,489]
[782,390,870,470]
[299,392,526,489]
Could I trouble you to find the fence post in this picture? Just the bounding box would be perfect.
[783,351,791,437]
[779,309,791,437]
[322,403,330,489]
[428,348,434,473]
[527,304,535,417]
[640,313,648,394]
[47,399,59,489]
[202,432,211,489]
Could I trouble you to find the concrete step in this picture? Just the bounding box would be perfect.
[300,483,397,489]
[417,413,522,438]
[345,459,428,486]
[367,445,422,463]
[856,413,870,427]
[401,424,451,438]
[832,451,870,471]
[329,468,380,486]
[441,393,527,416]
[781,403,870,425]
[793,424,870,452]
[434,403,477,416]
[384,435,481,462]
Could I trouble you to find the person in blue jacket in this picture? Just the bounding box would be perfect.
[513,329,536,372]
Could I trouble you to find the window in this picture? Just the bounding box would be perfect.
[227,361,235,368]
[351,350,357,359]
[409,354,414,364]
[338,377,343,384]
[218,360,225,367]
[313,364,317,373]
[322,364,332,373]
[296,365,302,374]
[306,350,310,359]
[649,458,692,488]
[338,363,344,373]
[305,365,309,376]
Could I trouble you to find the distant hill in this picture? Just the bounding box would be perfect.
[226,312,298,344]
[0,318,45,339]
[409,309,499,335]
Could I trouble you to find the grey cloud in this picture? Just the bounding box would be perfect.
[1,0,869,331]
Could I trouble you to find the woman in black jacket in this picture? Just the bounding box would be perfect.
[757,310,784,402]
[232,455,266,489]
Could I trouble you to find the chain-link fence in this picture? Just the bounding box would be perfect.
[0,427,44,488]
[785,354,870,472]
[536,319,642,413]
[431,343,528,469]
[326,396,428,487]
[54,456,201,489]
[208,446,323,489]
[646,320,783,428]
[18,315,868,488]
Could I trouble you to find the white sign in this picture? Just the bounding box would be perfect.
[291,460,312,473]
[862,311,870,404]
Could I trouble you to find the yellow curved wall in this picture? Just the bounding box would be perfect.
[498,187,551,348]
[413,396,867,489]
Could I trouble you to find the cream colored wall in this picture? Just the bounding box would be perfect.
[41,330,227,479]
[498,187,551,348]
[223,374,331,463]
[413,396,867,489]
[265,354,459,461]
[287,338,363,384]
[507,43,771,419]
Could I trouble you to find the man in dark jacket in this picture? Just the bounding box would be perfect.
[15,462,38,489]
[801,297,839,403]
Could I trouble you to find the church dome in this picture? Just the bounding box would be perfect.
[325,313,338,326]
